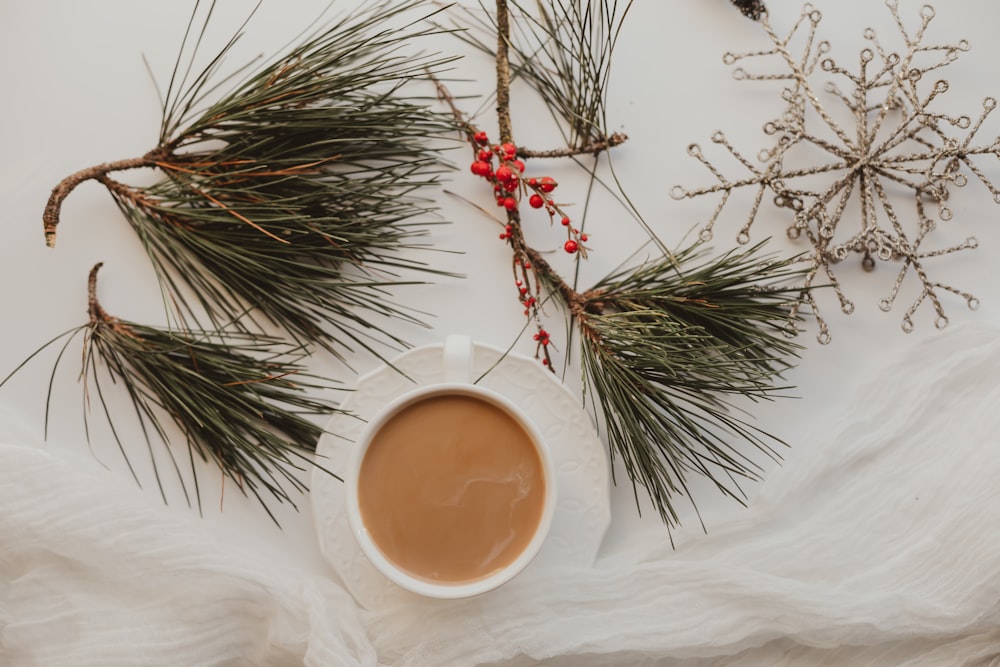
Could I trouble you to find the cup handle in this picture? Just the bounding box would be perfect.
[442,334,474,383]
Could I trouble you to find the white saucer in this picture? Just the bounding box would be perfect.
[310,339,611,608]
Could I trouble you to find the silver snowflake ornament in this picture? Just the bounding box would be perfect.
[672,1,1000,343]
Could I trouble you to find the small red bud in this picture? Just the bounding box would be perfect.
[503,197,518,211]
[529,194,545,209]
[501,142,517,160]
[564,239,579,254]
[477,149,493,162]
[561,216,571,226]
[580,233,589,242]
[474,131,489,145]
[527,177,538,187]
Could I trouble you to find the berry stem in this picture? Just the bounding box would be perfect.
[432,0,617,367]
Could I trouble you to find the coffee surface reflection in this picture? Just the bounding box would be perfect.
[357,393,546,584]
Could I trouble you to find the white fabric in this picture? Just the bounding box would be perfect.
[3,323,1000,666]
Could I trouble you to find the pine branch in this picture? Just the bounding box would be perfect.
[576,244,804,530]
[43,0,461,361]
[524,241,805,531]
[2,263,341,521]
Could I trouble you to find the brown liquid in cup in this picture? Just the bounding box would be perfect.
[357,393,546,584]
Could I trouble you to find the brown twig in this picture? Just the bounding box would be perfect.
[87,262,107,324]
[87,262,134,337]
[494,0,514,144]
[518,132,629,159]
[43,149,166,248]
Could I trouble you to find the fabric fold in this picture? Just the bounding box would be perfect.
[0,443,373,667]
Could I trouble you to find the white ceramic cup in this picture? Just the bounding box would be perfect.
[344,335,557,599]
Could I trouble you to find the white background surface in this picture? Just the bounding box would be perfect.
[2,0,999,620]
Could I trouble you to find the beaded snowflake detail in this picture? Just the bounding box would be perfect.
[672,1,1000,342]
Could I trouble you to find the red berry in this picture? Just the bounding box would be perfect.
[539,176,557,193]
[501,142,517,160]
[529,194,545,209]
[503,197,517,211]
[513,159,525,173]
[527,177,538,187]
[474,131,488,145]
[564,239,579,254]
[477,149,493,162]
[470,161,491,176]
[561,216,571,226]
[495,165,514,183]
[503,179,518,192]
[580,233,588,242]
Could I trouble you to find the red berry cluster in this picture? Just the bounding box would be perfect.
[468,131,588,255]
[533,328,552,365]
[515,278,536,315]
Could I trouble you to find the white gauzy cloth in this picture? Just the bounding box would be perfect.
[2,323,1000,666]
